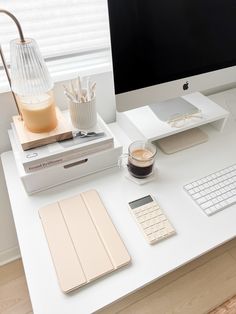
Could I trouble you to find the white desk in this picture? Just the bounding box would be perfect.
[2,90,236,314]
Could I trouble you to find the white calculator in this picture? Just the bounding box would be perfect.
[128,195,176,245]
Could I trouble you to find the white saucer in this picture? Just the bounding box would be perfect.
[124,168,158,185]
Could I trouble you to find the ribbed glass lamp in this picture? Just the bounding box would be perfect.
[10,38,57,133]
[0,9,57,133]
[10,38,53,96]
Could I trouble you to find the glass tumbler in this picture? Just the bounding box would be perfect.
[119,141,157,178]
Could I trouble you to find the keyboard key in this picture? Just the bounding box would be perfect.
[200,201,213,210]
[192,193,201,199]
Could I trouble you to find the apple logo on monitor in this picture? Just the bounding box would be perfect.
[183,81,189,90]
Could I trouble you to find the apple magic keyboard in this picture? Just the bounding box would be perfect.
[184,164,236,216]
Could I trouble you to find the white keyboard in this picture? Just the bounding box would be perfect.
[184,164,236,216]
[128,195,176,244]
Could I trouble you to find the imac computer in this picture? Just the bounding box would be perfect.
[107,0,236,121]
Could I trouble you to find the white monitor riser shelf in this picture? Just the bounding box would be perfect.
[117,92,229,151]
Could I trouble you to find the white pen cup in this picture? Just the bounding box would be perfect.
[68,96,97,130]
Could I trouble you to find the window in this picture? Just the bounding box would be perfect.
[0,0,111,90]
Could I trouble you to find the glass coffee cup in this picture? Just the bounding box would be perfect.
[119,141,157,179]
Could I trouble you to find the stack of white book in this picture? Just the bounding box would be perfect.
[9,114,122,194]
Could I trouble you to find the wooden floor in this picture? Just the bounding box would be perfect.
[1,239,236,314]
[0,259,32,314]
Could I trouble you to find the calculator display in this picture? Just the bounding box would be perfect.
[129,195,153,209]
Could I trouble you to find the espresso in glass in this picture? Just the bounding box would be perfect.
[127,141,157,179]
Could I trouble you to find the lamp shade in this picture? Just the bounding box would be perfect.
[10,38,53,96]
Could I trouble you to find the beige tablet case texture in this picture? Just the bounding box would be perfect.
[39,189,131,293]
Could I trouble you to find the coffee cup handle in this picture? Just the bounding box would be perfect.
[118,153,129,168]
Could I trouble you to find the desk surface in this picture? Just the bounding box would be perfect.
[2,89,236,314]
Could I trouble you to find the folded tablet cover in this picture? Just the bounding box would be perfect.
[39,189,131,293]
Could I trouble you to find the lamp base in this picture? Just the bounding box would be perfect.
[13,107,73,150]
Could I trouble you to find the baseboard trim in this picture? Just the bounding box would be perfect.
[0,246,21,266]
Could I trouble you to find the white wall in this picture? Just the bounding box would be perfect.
[0,71,116,265]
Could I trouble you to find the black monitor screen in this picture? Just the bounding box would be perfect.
[107,0,236,95]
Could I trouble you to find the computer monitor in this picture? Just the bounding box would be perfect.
[107,0,236,117]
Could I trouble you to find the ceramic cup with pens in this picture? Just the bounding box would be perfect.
[119,141,157,179]
[65,77,97,130]
[69,90,97,130]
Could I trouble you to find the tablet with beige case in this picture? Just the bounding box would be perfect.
[39,189,131,293]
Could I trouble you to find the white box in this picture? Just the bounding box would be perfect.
[15,140,122,194]
[9,114,114,173]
